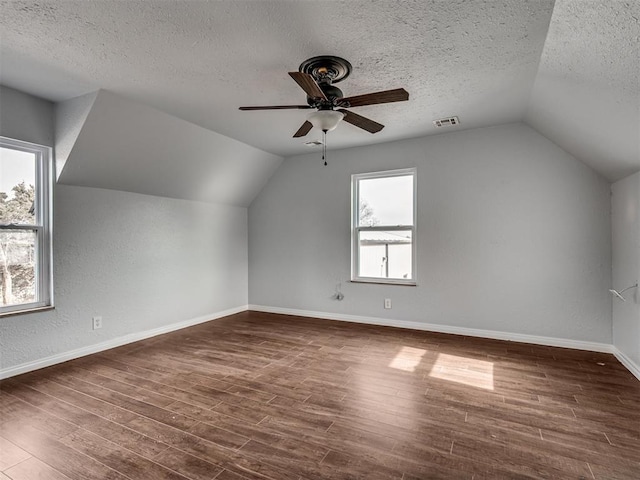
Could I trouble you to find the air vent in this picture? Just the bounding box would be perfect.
[304,140,323,147]
[433,116,460,128]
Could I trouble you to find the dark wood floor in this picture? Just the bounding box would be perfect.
[1,311,639,480]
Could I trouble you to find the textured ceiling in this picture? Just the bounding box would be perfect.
[526,0,640,182]
[1,0,637,183]
[0,0,555,157]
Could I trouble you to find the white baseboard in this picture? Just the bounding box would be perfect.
[5,304,636,382]
[249,304,614,354]
[613,347,640,381]
[0,305,248,380]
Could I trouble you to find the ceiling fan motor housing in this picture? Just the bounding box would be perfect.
[239,54,409,138]
[307,84,344,107]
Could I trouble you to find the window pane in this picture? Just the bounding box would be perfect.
[0,147,37,224]
[0,229,37,307]
[358,230,412,280]
[358,175,413,226]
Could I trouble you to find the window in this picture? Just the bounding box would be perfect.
[351,168,416,285]
[0,137,53,315]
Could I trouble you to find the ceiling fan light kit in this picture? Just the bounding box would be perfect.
[239,55,409,163]
[308,110,345,132]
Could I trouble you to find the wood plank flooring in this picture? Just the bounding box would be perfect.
[1,311,639,479]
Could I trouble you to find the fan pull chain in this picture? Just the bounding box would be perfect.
[322,130,327,166]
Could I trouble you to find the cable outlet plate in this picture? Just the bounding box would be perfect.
[92,316,102,330]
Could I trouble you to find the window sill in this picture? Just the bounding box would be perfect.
[350,280,417,287]
[0,306,55,318]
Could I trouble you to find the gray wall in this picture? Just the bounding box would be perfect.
[0,85,620,374]
[249,123,612,344]
[0,86,248,374]
[0,85,54,145]
[612,171,640,370]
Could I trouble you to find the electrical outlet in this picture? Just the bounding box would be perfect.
[384,298,392,309]
[92,316,102,330]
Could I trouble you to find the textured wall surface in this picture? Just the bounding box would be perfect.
[249,123,612,343]
[0,185,248,371]
[612,172,640,367]
[0,89,249,373]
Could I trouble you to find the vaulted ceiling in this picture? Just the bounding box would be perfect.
[1,0,638,199]
[526,0,639,181]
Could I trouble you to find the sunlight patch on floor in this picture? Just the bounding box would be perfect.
[388,346,427,372]
[429,353,494,390]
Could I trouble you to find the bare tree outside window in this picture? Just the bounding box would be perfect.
[0,138,52,315]
[0,182,36,306]
[358,198,379,227]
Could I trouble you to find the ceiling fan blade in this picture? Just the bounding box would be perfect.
[338,109,384,134]
[288,72,328,101]
[293,121,313,138]
[239,105,313,110]
[339,88,409,108]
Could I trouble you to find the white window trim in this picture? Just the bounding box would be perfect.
[351,167,417,286]
[0,136,54,316]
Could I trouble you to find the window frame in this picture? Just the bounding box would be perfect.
[0,136,53,316]
[351,167,417,286]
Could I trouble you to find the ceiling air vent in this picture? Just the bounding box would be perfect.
[433,116,460,128]
[304,140,323,147]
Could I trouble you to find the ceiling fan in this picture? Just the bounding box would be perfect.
[239,55,409,138]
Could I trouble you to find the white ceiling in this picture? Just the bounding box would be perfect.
[1,1,554,152]
[55,90,282,207]
[0,0,637,183]
[526,0,640,182]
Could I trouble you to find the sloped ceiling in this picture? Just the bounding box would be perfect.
[0,1,555,153]
[0,0,638,197]
[54,91,98,178]
[526,0,640,182]
[56,90,282,207]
